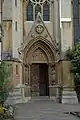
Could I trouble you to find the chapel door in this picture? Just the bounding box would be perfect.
[39,64,49,96]
[30,64,39,96]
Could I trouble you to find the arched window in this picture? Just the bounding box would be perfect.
[35,4,41,19]
[43,1,50,21]
[27,1,33,21]
[26,0,50,21]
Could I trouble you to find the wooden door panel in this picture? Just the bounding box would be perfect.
[30,64,39,96]
[30,64,49,96]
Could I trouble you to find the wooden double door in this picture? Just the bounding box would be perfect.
[30,63,49,96]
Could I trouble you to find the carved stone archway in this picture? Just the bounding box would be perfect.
[23,36,57,63]
[23,37,57,96]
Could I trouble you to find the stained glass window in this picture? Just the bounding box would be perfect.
[43,2,50,21]
[27,1,33,21]
[26,0,50,21]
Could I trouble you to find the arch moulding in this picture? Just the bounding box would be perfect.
[23,36,57,65]
[23,36,57,86]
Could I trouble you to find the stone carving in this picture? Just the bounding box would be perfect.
[18,42,25,61]
[18,49,23,61]
[50,65,56,85]
[31,33,36,38]
[25,67,29,85]
[44,34,48,38]
[32,49,47,62]
[35,24,44,34]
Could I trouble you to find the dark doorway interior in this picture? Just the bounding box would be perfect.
[39,64,49,96]
[30,63,49,96]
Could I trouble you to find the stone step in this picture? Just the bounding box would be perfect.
[31,96,53,101]
[5,88,26,105]
[62,91,78,104]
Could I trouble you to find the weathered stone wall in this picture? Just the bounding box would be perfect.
[60,0,73,56]
[56,61,62,85]
[3,0,12,20]
[56,60,74,88]
[3,22,12,52]
[12,62,23,87]
[12,0,23,58]
[61,61,74,87]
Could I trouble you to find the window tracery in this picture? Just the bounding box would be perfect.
[35,4,42,19]
[26,0,50,21]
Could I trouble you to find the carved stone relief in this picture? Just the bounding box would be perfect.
[30,64,40,96]
[49,64,56,85]
[25,67,29,85]
[32,48,48,62]
[35,24,44,34]
[18,43,24,62]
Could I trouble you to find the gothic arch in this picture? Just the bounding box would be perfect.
[22,36,58,94]
[24,36,56,64]
[26,47,49,64]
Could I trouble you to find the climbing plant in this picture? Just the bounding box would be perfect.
[66,42,80,102]
[0,61,12,102]
[66,42,80,86]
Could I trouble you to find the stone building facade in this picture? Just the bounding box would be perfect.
[1,0,79,99]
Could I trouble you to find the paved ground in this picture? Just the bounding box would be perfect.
[14,98,80,120]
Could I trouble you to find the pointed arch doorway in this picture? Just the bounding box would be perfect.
[30,63,49,96]
[23,38,56,97]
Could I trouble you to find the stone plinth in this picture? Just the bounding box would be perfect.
[49,85,61,102]
[62,90,78,104]
[24,86,31,97]
[4,84,31,105]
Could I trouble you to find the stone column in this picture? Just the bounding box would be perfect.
[24,64,31,97]
[24,65,29,85]
[24,64,31,86]
[49,63,56,98]
[62,61,74,88]
[61,61,78,104]
[28,64,31,86]
[20,63,23,84]
[53,0,60,43]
